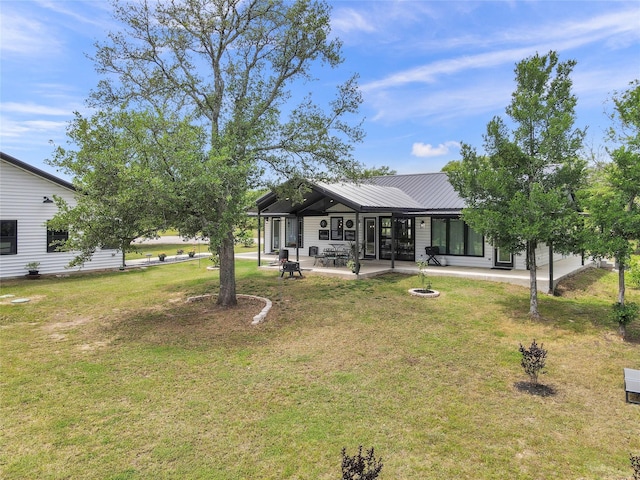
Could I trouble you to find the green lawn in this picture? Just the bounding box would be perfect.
[125,243,257,260]
[1,261,639,479]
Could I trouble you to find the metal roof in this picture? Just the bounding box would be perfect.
[256,172,465,215]
[368,172,465,210]
[315,181,425,210]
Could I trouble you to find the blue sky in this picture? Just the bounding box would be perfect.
[1,1,639,181]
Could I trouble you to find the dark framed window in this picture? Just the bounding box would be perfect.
[431,217,483,257]
[330,216,343,241]
[47,225,68,253]
[284,217,304,248]
[0,220,17,255]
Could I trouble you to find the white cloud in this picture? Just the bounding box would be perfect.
[35,0,113,28]
[0,11,63,57]
[411,141,460,158]
[0,119,68,138]
[362,48,531,92]
[362,8,639,93]
[331,8,376,34]
[1,102,71,116]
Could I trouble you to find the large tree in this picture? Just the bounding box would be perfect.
[48,109,203,267]
[82,0,364,305]
[579,80,640,308]
[448,51,586,319]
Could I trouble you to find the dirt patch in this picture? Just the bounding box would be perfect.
[514,381,557,397]
[42,317,91,332]
[107,295,272,348]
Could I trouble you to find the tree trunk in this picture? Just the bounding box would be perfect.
[217,229,237,306]
[617,257,626,339]
[619,322,627,340]
[617,256,626,305]
[528,241,540,319]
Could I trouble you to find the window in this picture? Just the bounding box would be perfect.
[285,217,303,248]
[0,220,17,255]
[330,217,343,241]
[47,225,68,252]
[431,217,483,257]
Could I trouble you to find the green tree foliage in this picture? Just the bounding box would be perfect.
[448,51,586,319]
[69,0,364,305]
[362,165,397,177]
[48,110,204,268]
[579,80,640,309]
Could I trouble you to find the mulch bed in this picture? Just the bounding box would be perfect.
[514,381,557,397]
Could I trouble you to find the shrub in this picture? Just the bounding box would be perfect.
[519,339,547,384]
[628,257,640,288]
[234,229,255,247]
[341,446,383,480]
[610,302,639,339]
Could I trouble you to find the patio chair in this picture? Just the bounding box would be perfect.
[425,246,442,266]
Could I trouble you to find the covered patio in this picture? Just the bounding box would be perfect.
[235,250,595,294]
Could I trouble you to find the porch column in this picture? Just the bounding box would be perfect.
[548,242,554,295]
[295,214,300,261]
[391,213,396,269]
[355,211,360,274]
[257,212,262,267]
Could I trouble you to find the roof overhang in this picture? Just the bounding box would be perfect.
[256,180,428,216]
[1,151,75,191]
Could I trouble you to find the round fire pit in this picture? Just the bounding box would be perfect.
[408,288,440,298]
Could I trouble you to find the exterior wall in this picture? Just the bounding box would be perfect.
[260,210,582,270]
[0,159,121,278]
[263,206,361,257]
[414,216,494,268]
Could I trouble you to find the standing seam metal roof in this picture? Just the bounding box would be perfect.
[256,172,465,213]
[368,172,465,210]
[316,181,425,210]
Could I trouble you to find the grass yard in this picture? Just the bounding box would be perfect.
[1,260,639,479]
[125,243,257,261]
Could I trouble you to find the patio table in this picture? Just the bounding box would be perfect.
[323,247,338,267]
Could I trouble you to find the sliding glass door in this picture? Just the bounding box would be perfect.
[379,217,415,261]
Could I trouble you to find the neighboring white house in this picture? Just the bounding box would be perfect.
[0,152,122,279]
[256,174,580,271]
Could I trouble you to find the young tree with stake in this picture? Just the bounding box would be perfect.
[448,51,586,319]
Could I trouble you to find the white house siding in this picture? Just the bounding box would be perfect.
[414,216,494,268]
[0,159,121,278]
[261,210,581,270]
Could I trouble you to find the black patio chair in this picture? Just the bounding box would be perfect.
[425,246,442,266]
